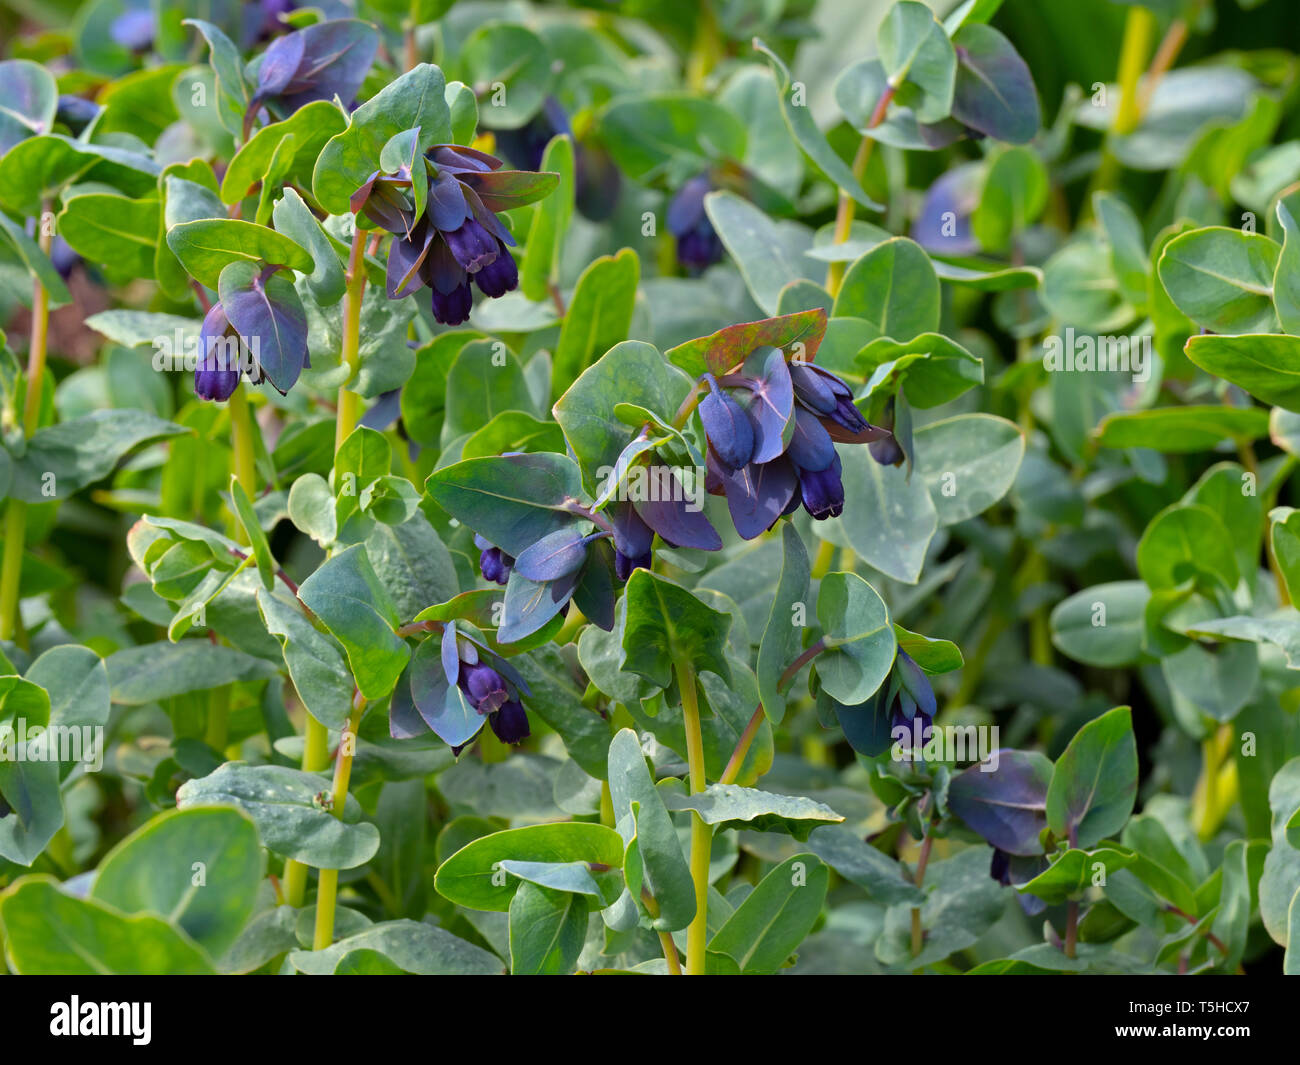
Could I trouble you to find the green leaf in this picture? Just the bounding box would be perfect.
[287,919,502,975]
[1051,581,1150,668]
[166,217,314,289]
[257,589,352,732]
[552,248,640,400]
[806,824,923,904]
[607,728,695,931]
[973,147,1047,251]
[663,783,842,840]
[221,100,347,204]
[287,472,337,547]
[462,22,553,129]
[879,1,956,123]
[425,452,586,558]
[176,762,380,870]
[913,412,1024,525]
[753,40,882,211]
[622,569,733,689]
[706,853,828,974]
[833,237,939,340]
[826,446,938,584]
[0,133,159,217]
[553,340,693,494]
[0,59,57,155]
[520,134,575,303]
[0,211,71,308]
[1046,706,1138,848]
[1095,191,1151,311]
[58,192,159,281]
[0,876,215,974]
[858,333,984,409]
[105,641,274,704]
[229,476,274,590]
[704,190,814,317]
[815,571,896,705]
[1275,202,1300,335]
[90,807,261,956]
[297,543,409,701]
[313,63,450,216]
[599,93,746,183]
[1095,405,1269,452]
[434,822,625,912]
[1184,334,1300,413]
[755,523,811,723]
[1156,226,1279,333]
[1017,846,1136,904]
[1136,503,1238,592]
[272,187,346,306]
[507,882,587,975]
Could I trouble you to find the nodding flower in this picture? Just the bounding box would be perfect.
[667,175,724,272]
[358,143,555,326]
[474,534,514,586]
[194,304,242,403]
[696,353,889,538]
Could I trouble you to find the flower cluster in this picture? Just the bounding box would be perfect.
[699,347,889,538]
[355,143,556,325]
[396,627,532,752]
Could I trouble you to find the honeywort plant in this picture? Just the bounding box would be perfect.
[0,0,1298,977]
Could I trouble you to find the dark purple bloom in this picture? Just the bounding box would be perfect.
[55,96,100,136]
[789,362,840,415]
[195,304,242,402]
[49,236,80,280]
[667,175,723,272]
[475,534,513,585]
[699,378,756,470]
[490,699,530,744]
[462,662,509,715]
[798,452,844,520]
[990,848,1011,886]
[430,278,473,325]
[444,218,499,274]
[473,243,518,298]
[870,433,905,467]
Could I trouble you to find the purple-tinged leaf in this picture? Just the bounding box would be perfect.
[698,386,756,469]
[426,168,470,231]
[440,621,460,688]
[462,169,560,213]
[386,222,435,298]
[512,527,593,582]
[255,31,305,99]
[217,261,308,394]
[710,453,797,541]
[497,567,581,644]
[948,750,1053,856]
[740,346,794,463]
[787,405,835,471]
[665,308,828,379]
[951,24,1040,144]
[633,493,722,551]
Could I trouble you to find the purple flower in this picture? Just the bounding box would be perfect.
[195,304,242,402]
[110,9,155,52]
[667,175,723,272]
[461,662,509,715]
[444,218,499,274]
[797,452,845,520]
[475,534,514,585]
[473,244,518,298]
[489,699,530,744]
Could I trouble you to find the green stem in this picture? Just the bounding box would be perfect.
[205,686,231,752]
[0,205,52,645]
[825,85,893,298]
[334,225,369,452]
[1091,5,1156,197]
[287,225,369,908]
[313,691,365,950]
[910,830,934,961]
[229,384,258,498]
[676,659,711,975]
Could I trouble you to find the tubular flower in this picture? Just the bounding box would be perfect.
[667,174,724,272]
[194,303,243,403]
[474,534,514,585]
[456,660,530,747]
[696,351,890,537]
[358,144,556,325]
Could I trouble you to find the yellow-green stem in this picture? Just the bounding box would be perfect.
[825,136,875,297]
[205,686,231,752]
[0,207,53,644]
[334,225,369,452]
[676,659,711,975]
[313,694,365,949]
[1092,6,1156,196]
[229,385,258,498]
